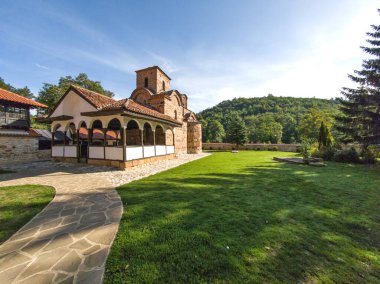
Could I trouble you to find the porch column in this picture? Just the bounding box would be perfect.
[153,130,156,156]
[87,128,91,161]
[63,129,66,157]
[122,126,126,162]
[76,129,80,162]
[141,129,144,158]
[103,128,107,160]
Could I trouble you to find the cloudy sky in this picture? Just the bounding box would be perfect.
[0,0,378,112]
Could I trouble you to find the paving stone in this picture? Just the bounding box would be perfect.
[80,212,107,225]
[20,248,68,278]
[19,272,55,284]
[76,268,103,284]
[54,272,70,283]
[52,251,82,273]
[43,233,74,251]
[21,238,51,255]
[0,263,26,283]
[69,239,93,250]
[83,248,109,268]
[86,223,118,245]
[0,252,31,271]
[59,275,74,284]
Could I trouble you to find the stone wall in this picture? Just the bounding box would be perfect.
[203,143,300,152]
[187,122,202,154]
[174,122,188,154]
[0,136,49,164]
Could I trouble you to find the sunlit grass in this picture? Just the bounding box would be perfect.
[0,185,55,243]
[105,151,380,283]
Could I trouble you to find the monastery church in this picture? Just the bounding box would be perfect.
[49,66,202,169]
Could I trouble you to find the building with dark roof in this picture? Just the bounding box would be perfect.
[48,66,202,169]
[0,88,49,163]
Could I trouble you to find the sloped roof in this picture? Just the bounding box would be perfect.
[0,88,47,108]
[70,85,115,109]
[95,98,180,124]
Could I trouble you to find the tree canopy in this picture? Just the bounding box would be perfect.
[198,96,339,143]
[0,77,34,99]
[37,73,114,113]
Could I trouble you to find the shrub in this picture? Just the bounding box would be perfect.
[296,146,302,153]
[312,146,337,161]
[333,147,360,163]
[272,146,279,151]
[361,146,379,164]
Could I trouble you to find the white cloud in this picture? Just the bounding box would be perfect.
[35,63,49,70]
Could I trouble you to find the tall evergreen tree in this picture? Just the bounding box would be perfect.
[336,12,380,147]
[225,114,248,148]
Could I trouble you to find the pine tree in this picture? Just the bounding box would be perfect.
[318,121,326,149]
[225,114,248,148]
[336,12,380,147]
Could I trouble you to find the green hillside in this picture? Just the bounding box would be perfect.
[197,95,340,144]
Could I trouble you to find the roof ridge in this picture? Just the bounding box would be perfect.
[71,85,116,101]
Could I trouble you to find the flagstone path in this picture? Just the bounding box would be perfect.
[0,153,209,283]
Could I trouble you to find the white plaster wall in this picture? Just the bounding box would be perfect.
[126,146,143,161]
[51,91,97,127]
[167,146,175,154]
[52,146,64,157]
[64,146,77,157]
[89,146,104,159]
[105,147,123,160]
[156,145,166,156]
[143,146,155,157]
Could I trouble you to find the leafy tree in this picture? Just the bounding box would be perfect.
[206,119,225,142]
[245,113,282,143]
[37,73,114,113]
[336,13,380,147]
[298,108,332,141]
[0,77,34,99]
[225,113,248,147]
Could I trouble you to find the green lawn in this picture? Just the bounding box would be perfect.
[0,185,55,244]
[105,151,380,283]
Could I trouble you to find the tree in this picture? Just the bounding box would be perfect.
[318,121,334,149]
[37,73,114,113]
[298,108,333,141]
[206,119,225,142]
[0,77,34,99]
[225,113,248,147]
[336,13,380,147]
[245,113,282,143]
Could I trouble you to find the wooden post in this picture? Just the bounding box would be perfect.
[103,128,107,160]
[76,129,80,162]
[141,129,144,158]
[153,130,156,156]
[122,127,126,162]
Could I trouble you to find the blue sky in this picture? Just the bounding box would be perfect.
[0,0,378,112]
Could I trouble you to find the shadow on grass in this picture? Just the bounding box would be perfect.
[106,155,380,283]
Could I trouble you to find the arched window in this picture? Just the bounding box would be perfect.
[162,81,165,91]
[144,77,148,88]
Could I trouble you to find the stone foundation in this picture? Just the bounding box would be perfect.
[0,136,49,164]
[53,154,177,170]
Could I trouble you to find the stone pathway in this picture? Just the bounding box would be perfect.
[0,153,209,283]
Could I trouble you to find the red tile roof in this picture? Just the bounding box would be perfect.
[0,88,47,108]
[71,85,115,109]
[98,98,180,124]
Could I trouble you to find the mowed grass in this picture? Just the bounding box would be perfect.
[0,185,55,244]
[105,151,380,283]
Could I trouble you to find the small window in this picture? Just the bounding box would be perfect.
[174,110,177,120]
[162,81,165,91]
[144,77,148,88]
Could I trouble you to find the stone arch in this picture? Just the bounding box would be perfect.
[52,123,64,145]
[126,119,141,145]
[155,125,165,145]
[130,88,154,105]
[165,128,174,146]
[170,91,183,107]
[143,122,154,145]
[65,122,77,146]
[90,119,104,146]
[106,118,122,146]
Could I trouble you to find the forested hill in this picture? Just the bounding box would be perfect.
[197,95,340,144]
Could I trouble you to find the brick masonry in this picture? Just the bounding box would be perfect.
[0,136,50,163]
